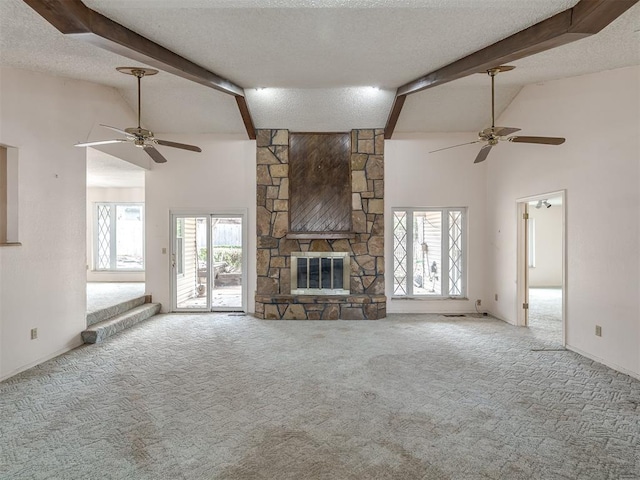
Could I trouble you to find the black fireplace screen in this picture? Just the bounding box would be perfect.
[297,257,344,290]
[291,252,350,294]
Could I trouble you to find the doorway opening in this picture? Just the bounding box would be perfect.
[171,212,246,312]
[86,148,146,318]
[517,191,565,347]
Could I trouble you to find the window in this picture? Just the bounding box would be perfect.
[94,203,144,270]
[393,207,467,297]
[176,217,185,275]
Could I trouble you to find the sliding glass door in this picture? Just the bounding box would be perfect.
[171,212,246,312]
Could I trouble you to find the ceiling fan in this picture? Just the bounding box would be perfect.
[430,65,565,164]
[75,67,202,164]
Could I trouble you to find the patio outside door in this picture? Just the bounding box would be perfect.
[171,213,246,312]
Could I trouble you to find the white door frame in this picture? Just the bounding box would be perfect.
[170,209,248,313]
[516,190,566,346]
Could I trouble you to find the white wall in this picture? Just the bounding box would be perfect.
[485,66,640,378]
[529,204,562,287]
[144,134,256,313]
[0,67,137,380]
[86,187,145,282]
[385,133,487,313]
[2,64,637,382]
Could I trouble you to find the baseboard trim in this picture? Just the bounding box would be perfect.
[566,344,640,381]
[486,310,515,326]
[0,340,84,382]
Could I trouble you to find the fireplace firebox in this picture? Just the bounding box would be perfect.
[291,252,350,295]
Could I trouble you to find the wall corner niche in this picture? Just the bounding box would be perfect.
[0,144,20,246]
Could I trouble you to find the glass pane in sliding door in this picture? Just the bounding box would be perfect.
[211,216,243,310]
[175,216,209,310]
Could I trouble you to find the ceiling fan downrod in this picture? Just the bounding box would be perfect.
[115,67,159,147]
[489,68,496,130]
[486,65,515,135]
[134,69,143,130]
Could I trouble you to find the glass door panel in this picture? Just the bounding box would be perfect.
[211,216,244,311]
[173,215,210,311]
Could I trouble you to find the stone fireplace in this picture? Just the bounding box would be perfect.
[254,129,386,320]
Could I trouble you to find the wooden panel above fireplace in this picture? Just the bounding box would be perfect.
[289,132,352,235]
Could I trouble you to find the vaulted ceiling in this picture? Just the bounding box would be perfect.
[1,0,638,138]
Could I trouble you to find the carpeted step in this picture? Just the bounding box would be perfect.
[86,295,147,327]
[81,303,161,344]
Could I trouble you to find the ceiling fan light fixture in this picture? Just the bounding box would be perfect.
[74,67,201,163]
[430,65,565,164]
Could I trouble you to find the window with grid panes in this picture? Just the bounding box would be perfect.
[94,203,144,271]
[393,208,467,297]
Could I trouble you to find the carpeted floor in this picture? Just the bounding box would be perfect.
[528,287,563,348]
[1,313,639,479]
[87,282,146,314]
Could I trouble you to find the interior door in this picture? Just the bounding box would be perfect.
[172,215,210,312]
[210,215,245,311]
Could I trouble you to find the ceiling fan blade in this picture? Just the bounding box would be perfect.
[100,124,135,137]
[474,144,493,164]
[143,146,168,163]
[429,140,482,154]
[74,139,128,147]
[493,127,521,136]
[155,139,202,152]
[508,136,566,145]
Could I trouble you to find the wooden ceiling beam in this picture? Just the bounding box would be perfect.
[235,96,256,140]
[385,0,638,138]
[383,95,407,141]
[23,0,257,139]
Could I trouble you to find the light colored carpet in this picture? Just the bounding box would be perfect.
[528,287,563,348]
[1,313,639,479]
[87,282,146,313]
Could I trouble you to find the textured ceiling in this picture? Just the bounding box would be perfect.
[1,0,639,138]
[83,0,579,88]
[87,148,145,188]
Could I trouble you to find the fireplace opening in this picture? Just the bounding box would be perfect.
[291,252,350,295]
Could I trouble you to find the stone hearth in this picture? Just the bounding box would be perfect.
[255,129,386,320]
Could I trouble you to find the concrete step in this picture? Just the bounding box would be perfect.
[82,303,161,344]
[86,295,147,327]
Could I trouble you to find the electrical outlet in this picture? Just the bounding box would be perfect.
[494,293,498,301]
[30,328,38,340]
[595,325,602,337]
[475,299,481,307]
